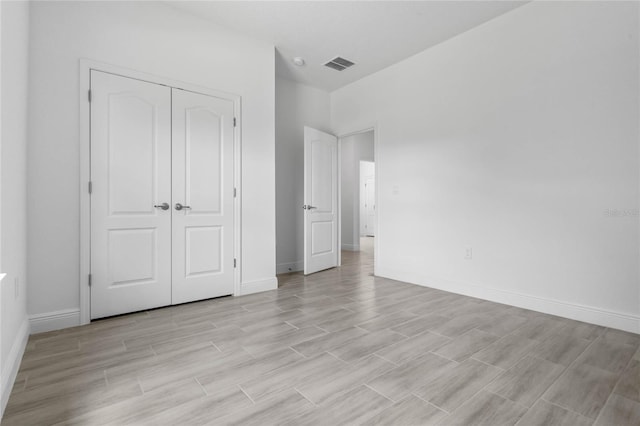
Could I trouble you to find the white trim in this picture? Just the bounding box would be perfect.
[337,125,378,275]
[337,134,342,268]
[79,59,242,324]
[341,244,360,252]
[240,277,278,295]
[233,98,243,297]
[79,61,90,325]
[276,261,303,274]
[1,318,29,417]
[29,309,81,334]
[0,274,4,418]
[377,266,640,334]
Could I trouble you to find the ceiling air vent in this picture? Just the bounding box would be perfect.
[324,57,355,71]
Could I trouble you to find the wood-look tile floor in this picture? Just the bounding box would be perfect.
[4,237,640,425]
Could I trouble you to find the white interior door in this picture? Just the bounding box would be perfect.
[304,126,338,275]
[171,89,235,304]
[360,161,376,237]
[90,71,172,319]
[364,176,376,236]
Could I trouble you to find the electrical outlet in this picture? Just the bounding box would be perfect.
[464,247,473,260]
[14,277,19,299]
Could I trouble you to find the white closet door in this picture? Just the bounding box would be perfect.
[171,89,235,304]
[90,71,172,319]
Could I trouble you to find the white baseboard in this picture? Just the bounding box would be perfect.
[1,317,29,418]
[29,308,80,334]
[241,277,278,295]
[341,244,360,252]
[276,261,303,274]
[377,266,640,334]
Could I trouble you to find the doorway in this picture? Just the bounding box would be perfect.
[301,126,377,276]
[339,130,375,269]
[86,69,238,319]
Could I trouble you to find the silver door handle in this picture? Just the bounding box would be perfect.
[175,203,192,211]
[303,205,317,210]
[154,203,170,211]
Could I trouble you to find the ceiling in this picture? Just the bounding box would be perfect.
[168,1,528,92]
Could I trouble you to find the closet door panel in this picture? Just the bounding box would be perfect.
[171,89,235,304]
[185,108,223,214]
[90,71,172,319]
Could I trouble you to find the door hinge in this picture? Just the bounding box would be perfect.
[88,274,92,287]
[88,181,92,194]
[88,90,92,103]
[233,187,237,198]
[234,258,237,268]
[233,117,237,127]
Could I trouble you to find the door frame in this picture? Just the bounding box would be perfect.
[337,126,378,275]
[79,59,242,325]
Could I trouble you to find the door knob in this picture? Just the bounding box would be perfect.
[303,205,317,210]
[175,203,192,211]
[154,203,170,210]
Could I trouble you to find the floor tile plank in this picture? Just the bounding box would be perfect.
[329,329,406,363]
[473,334,539,369]
[543,363,619,419]
[515,399,593,426]
[487,356,565,407]
[361,395,447,425]
[594,394,640,426]
[614,359,640,402]
[442,390,528,426]
[375,331,450,365]
[367,352,455,402]
[287,385,392,425]
[291,326,369,357]
[415,358,503,412]
[433,328,499,362]
[296,354,395,405]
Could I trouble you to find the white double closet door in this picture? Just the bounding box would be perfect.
[90,71,235,319]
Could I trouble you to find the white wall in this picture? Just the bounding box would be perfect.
[331,1,640,333]
[28,1,276,329]
[1,0,30,415]
[341,131,374,251]
[275,77,330,273]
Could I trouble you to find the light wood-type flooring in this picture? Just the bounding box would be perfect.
[4,237,639,425]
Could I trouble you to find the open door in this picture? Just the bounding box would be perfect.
[304,126,338,275]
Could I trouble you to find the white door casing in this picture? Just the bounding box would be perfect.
[81,61,242,324]
[90,71,172,319]
[171,89,235,304]
[304,126,338,275]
